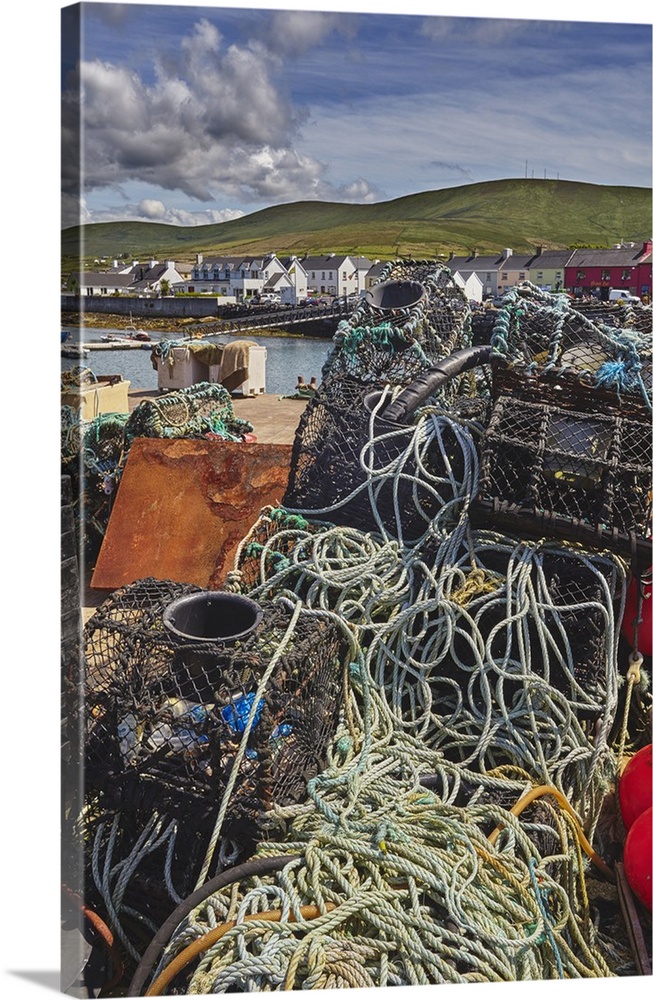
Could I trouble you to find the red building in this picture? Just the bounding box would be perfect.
[565,241,652,301]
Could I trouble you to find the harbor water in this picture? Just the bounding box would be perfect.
[61,329,334,397]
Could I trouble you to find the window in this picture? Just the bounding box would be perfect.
[601,270,610,281]
[501,272,508,280]
[519,273,525,280]
[576,270,586,280]
[536,272,543,280]
[322,272,325,279]
[622,269,632,281]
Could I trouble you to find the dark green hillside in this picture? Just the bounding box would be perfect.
[62,179,651,274]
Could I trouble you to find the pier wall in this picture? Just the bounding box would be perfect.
[62,294,225,319]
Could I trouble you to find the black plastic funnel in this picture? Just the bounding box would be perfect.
[363,279,426,312]
[163,591,263,644]
[163,592,264,701]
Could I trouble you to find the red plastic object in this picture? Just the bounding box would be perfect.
[619,745,653,830]
[623,806,652,911]
[622,571,652,656]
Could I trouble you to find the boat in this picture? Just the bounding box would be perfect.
[61,330,71,343]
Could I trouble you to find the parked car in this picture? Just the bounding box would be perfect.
[608,289,641,304]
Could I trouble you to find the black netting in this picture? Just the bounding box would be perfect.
[283,379,477,540]
[68,579,349,957]
[490,283,652,418]
[123,381,253,449]
[283,262,489,540]
[476,396,652,549]
[80,579,347,828]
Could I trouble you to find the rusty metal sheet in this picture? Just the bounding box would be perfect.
[91,438,292,590]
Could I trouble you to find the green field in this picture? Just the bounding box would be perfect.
[62,178,651,276]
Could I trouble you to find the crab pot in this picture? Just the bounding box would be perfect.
[475,396,652,557]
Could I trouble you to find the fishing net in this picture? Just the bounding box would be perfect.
[122,381,253,449]
[139,688,629,995]
[475,395,652,558]
[70,578,350,964]
[284,261,490,541]
[61,405,129,563]
[60,379,255,564]
[490,282,652,418]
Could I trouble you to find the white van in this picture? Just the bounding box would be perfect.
[609,289,641,303]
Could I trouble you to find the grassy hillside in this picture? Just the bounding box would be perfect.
[62,178,651,274]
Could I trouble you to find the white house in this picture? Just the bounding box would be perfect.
[183,253,291,301]
[452,270,484,303]
[279,256,309,302]
[129,260,187,295]
[300,254,371,298]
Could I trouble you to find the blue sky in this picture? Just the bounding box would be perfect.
[60,1,653,229]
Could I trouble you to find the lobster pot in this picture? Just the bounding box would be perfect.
[476,396,652,556]
[156,345,209,390]
[123,381,252,449]
[489,285,652,417]
[283,380,470,540]
[81,579,348,832]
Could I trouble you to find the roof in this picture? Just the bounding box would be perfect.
[529,250,575,269]
[72,272,135,287]
[446,253,504,272]
[567,245,651,267]
[497,254,537,271]
[349,257,373,269]
[301,255,350,269]
[265,272,290,288]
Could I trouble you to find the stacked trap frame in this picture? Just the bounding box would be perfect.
[66,578,349,966]
[474,284,652,562]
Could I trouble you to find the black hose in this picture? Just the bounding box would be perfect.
[380,344,492,424]
[127,853,300,996]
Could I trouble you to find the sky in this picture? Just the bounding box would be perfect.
[61,1,653,229]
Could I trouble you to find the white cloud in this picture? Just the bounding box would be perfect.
[264,10,357,58]
[62,14,378,222]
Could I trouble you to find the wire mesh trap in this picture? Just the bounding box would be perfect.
[283,377,481,541]
[474,395,652,559]
[123,380,253,450]
[490,283,652,418]
[282,262,491,541]
[71,578,349,960]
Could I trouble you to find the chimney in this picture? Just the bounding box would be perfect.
[113,259,119,268]
[449,251,455,261]
[535,246,543,256]
[165,261,174,269]
[502,248,512,259]
[196,253,203,265]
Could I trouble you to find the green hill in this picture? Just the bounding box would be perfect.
[61,178,651,272]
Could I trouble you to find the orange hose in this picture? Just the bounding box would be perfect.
[487,784,614,881]
[145,901,336,996]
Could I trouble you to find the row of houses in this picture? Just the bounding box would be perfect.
[67,241,652,304]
